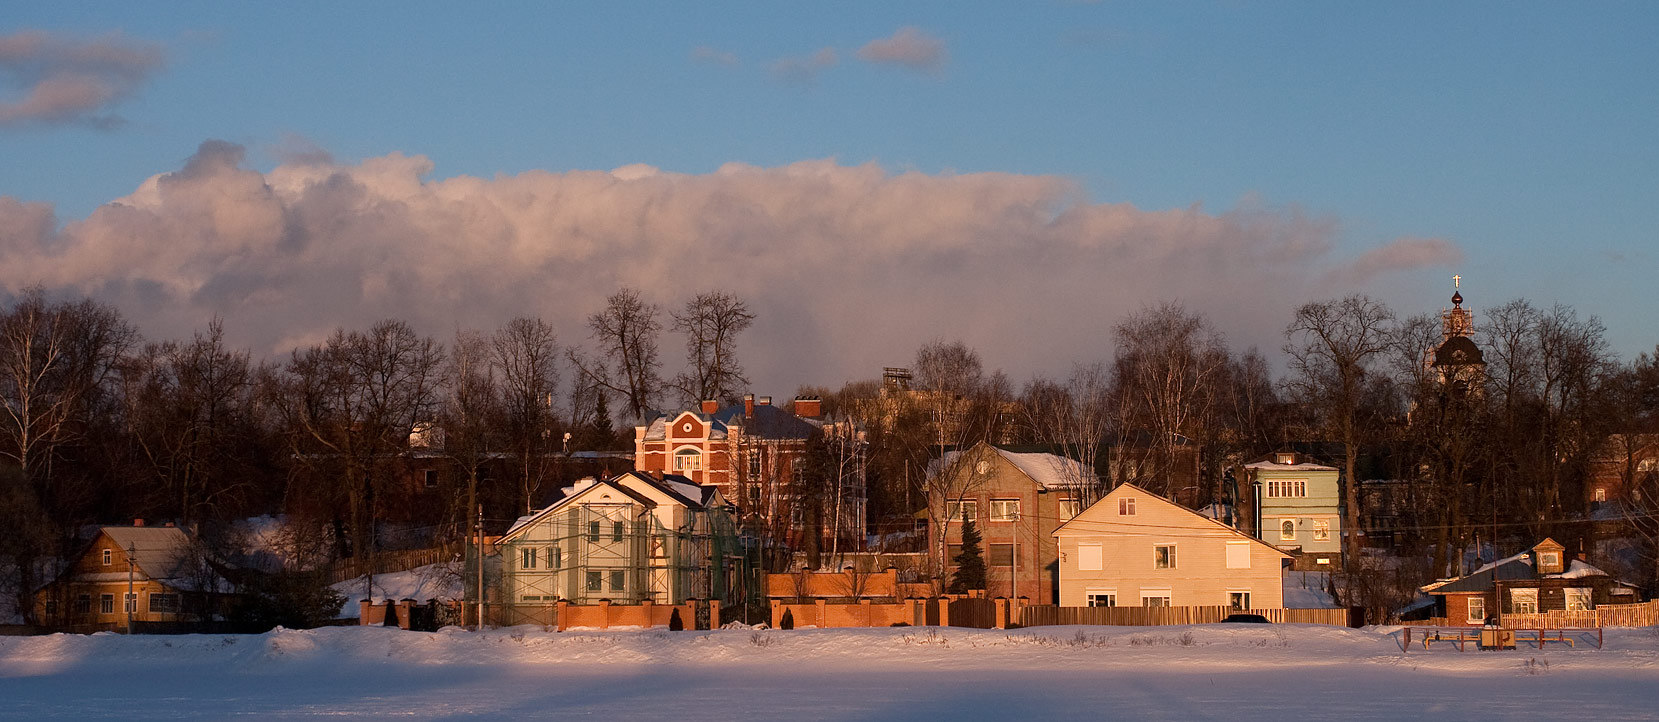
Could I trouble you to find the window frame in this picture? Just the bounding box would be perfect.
[672,448,702,472]
[1118,497,1136,516]
[1058,498,1080,520]
[1141,590,1172,608]
[988,543,1014,567]
[1466,596,1486,624]
[1564,587,1592,612]
[1153,544,1176,569]
[1312,519,1330,541]
[585,571,602,592]
[102,549,113,566]
[988,499,1020,522]
[1280,519,1297,541]
[1228,591,1251,611]
[99,594,114,615]
[148,593,180,614]
[609,570,626,592]
[946,500,978,523]
[521,547,538,570]
[1510,588,1539,614]
[1086,591,1117,607]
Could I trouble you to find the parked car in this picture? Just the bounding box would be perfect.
[1220,613,1272,624]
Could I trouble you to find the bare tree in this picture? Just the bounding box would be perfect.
[274,320,444,564]
[490,317,560,513]
[671,292,755,404]
[123,318,264,525]
[1284,294,1395,569]
[1111,303,1229,498]
[577,288,662,421]
[1020,363,1112,506]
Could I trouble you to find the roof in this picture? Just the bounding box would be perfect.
[1420,546,1619,594]
[712,403,821,439]
[94,526,229,593]
[932,443,1095,490]
[1053,483,1292,559]
[1432,334,1486,367]
[500,472,723,540]
[501,477,658,539]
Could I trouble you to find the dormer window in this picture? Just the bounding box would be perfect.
[1275,453,1295,465]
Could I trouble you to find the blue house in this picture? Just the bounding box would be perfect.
[1245,451,1341,570]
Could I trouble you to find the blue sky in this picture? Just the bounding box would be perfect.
[1,2,1655,390]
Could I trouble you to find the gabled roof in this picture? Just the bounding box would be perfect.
[1244,451,1337,472]
[500,472,724,541]
[1053,483,1291,559]
[501,477,658,540]
[934,442,1095,490]
[1420,542,1620,595]
[712,403,821,439]
[89,526,230,592]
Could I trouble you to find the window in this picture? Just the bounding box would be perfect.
[149,594,180,614]
[1153,544,1176,569]
[1225,542,1250,569]
[586,571,602,592]
[946,544,963,563]
[989,543,1014,567]
[522,595,544,602]
[612,520,624,542]
[74,595,91,614]
[1266,480,1307,498]
[588,521,601,542]
[1141,591,1172,607]
[673,448,702,472]
[1538,551,1560,570]
[1059,499,1080,520]
[102,549,113,566]
[124,593,137,613]
[1274,453,1296,465]
[1510,588,1539,614]
[1565,588,1592,612]
[1078,543,1103,571]
[423,469,438,488]
[609,570,626,592]
[1467,596,1486,624]
[1087,591,1116,607]
[1228,592,1251,611]
[1312,520,1330,541]
[521,547,538,569]
[1280,520,1296,541]
[988,499,1020,522]
[550,546,562,569]
[100,594,114,614]
[946,500,978,523]
[1118,497,1137,516]
[748,454,762,478]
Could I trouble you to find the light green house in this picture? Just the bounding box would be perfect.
[1244,452,1341,568]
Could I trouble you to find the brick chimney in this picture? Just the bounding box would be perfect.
[757,395,772,406]
[132,518,145,527]
[743,393,755,418]
[700,399,719,414]
[794,395,822,419]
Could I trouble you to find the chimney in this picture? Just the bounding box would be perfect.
[132,518,145,527]
[163,522,175,528]
[794,396,822,419]
[743,393,755,418]
[757,396,772,407]
[700,399,719,414]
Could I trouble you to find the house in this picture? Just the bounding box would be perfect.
[1054,483,1290,609]
[1243,451,1342,570]
[33,522,236,632]
[634,394,858,551]
[1419,538,1643,624]
[1586,433,1659,512]
[930,442,1094,604]
[494,471,737,613]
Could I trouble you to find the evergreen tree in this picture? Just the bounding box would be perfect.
[948,519,988,593]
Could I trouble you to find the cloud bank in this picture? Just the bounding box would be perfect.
[0,30,166,129]
[0,141,1458,390]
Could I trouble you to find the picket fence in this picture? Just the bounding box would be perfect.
[1020,604,1353,628]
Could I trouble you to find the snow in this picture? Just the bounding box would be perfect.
[1,623,1656,720]
[329,563,463,619]
[1283,571,1340,608]
[994,449,1090,489]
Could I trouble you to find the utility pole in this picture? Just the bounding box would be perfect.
[126,541,136,635]
[476,504,485,630]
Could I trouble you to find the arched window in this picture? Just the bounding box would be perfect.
[673,448,702,472]
[1280,519,1296,541]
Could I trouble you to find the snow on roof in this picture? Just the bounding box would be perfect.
[995,449,1090,489]
[96,526,232,592]
[1551,559,1608,579]
[1243,460,1338,471]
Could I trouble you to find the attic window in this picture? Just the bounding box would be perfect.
[682,421,695,433]
[1118,497,1136,516]
[1275,453,1295,465]
[102,549,112,566]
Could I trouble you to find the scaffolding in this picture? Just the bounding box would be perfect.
[492,503,745,626]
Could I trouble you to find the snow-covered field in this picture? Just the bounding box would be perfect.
[1,623,1655,720]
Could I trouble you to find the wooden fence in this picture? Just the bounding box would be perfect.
[1020,605,1353,628]
[329,545,462,585]
[1425,600,1659,629]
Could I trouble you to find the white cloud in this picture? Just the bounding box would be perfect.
[0,30,166,129]
[856,27,946,75]
[0,142,1460,389]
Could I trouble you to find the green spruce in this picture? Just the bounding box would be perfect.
[948,518,987,593]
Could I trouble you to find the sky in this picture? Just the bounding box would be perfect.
[1,2,1655,396]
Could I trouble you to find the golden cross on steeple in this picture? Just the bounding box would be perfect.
[1453,274,1461,289]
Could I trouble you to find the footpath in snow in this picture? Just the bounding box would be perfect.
[1,623,1656,720]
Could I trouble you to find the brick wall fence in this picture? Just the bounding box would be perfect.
[1424,600,1659,629]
